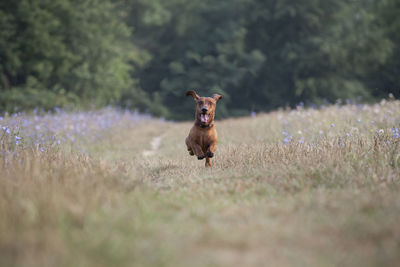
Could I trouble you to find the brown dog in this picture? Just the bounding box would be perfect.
[185,90,222,167]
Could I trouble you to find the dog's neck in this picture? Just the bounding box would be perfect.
[195,120,214,129]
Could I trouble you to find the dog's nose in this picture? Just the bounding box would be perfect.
[201,107,208,113]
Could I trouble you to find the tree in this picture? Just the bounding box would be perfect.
[366,0,400,98]
[244,0,391,110]
[0,0,144,111]
[1,0,398,117]
[125,0,264,119]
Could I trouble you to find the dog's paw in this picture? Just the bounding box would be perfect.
[206,152,214,158]
[197,155,205,160]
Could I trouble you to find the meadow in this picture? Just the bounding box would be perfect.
[1,100,400,267]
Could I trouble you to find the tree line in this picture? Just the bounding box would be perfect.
[0,0,399,119]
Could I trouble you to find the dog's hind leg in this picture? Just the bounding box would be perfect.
[185,137,194,156]
[206,142,217,158]
[205,157,211,167]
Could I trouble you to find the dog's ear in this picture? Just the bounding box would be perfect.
[212,94,222,102]
[186,90,200,100]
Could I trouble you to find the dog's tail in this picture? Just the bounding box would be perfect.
[205,157,211,167]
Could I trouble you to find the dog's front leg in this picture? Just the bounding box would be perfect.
[191,142,206,160]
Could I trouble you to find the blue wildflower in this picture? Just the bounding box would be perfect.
[356,119,361,123]
[2,126,11,134]
[283,137,290,145]
[331,123,335,127]
[15,136,22,145]
[393,128,399,139]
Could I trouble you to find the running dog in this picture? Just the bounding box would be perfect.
[185,90,222,167]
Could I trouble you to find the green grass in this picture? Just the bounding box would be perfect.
[1,101,400,267]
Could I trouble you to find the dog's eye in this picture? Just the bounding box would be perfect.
[208,102,213,106]
[198,101,203,105]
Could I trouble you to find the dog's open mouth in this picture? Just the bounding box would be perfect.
[200,114,209,123]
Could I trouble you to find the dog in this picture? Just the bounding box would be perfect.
[185,90,222,167]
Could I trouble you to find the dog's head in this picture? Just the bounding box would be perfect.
[186,90,222,127]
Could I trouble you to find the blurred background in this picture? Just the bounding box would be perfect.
[0,0,399,120]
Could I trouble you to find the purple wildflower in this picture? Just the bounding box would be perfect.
[2,126,11,134]
[393,128,399,139]
[15,136,22,145]
[283,137,290,145]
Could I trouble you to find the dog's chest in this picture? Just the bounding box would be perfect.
[198,128,217,146]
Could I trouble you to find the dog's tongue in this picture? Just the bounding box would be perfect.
[200,114,208,123]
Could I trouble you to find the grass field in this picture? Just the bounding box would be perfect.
[1,101,400,267]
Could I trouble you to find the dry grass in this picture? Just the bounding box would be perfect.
[1,101,400,267]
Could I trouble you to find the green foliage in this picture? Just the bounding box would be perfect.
[0,0,145,112]
[229,0,391,109]
[126,0,398,119]
[0,0,399,118]
[0,87,78,111]
[126,0,265,119]
[366,0,400,98]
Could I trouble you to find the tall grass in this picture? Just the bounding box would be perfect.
[1,101,400,267]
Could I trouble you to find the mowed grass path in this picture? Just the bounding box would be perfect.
[1,102,400,267]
